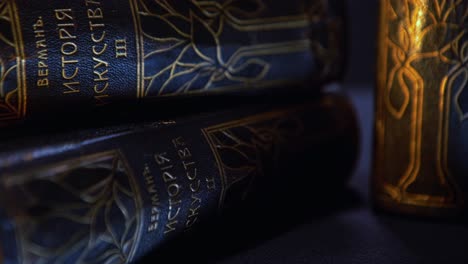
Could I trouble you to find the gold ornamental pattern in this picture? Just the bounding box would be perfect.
[375,0,467,209]
[0,0,26,122]
[203,108,305,209]
[1,151,143,264]
[130,0,342,98]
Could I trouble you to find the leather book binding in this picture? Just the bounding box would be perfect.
[0,93,358,263]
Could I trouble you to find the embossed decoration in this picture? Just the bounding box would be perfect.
[132,0,342,98]
[452,30,468,122]
[0,0,26,122]
[375,0,467,209]
[203,110,304,208]
[2,151,142,263]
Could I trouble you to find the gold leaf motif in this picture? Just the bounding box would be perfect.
[376,0,467,209]
[2,151,142,263]
[135,0,342,97]
[452,39,468,121]
[203,111,304,208]
[0,0,25,122]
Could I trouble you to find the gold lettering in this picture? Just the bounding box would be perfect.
[38,61,48,68]
[61,42,78,56]
[61,66,79,80]
[167,183,181,197]
[190,179,201,193]
[63,82,80,94]
[87,8,103,19]
[164,220,177,234]
[37,78,49,87]
[162,171,176,183]
[148,222,158,232]
[170,198,182,207]
[84,0,111,105]
[183,161,197,181]
[54,11,80,93]
[36,39,47,49]
[144,164,162,233]
[115,38,128,58]
[33,16,49,88]
[165,198,181,234]
[61,57,79,79]
[185,217,198,229]
[89,21,104,31]
[33,17,43,28]
[185,212,199,228]
[206,176,216,190]
[38,69,48,77]
[92,44,107,56]
[37,49,48,59]
[94,82,109,94]
[91,30,106,43]
[187,170,197,181]
[59,28,77,40]
[54,9,73,21]
[178,148,192,159]
[155,153,170,165]
[34,30,45,38]
[168,204,181,219]
[151,207,161,220]
[185,195,201,228]
[188,204,200,218]
[191,194,202,206]
[93,69,108,82]
[93,57,108,69]
[150,193,160,206]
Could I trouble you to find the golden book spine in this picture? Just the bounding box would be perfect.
[373,0,468,217]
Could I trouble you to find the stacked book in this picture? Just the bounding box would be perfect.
[0,0,359,263]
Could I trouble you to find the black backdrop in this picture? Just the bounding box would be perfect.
[344,0,379,86]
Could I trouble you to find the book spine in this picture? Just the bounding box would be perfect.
[0,94,358,264]
[0,0,345,126]
[373,0,468,217]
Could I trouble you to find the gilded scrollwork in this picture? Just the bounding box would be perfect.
[202,109,304,208]
[452,34,468,122]
[375,0,467,209]
[0,0,25,123]
[131,0,342,98]
[2,151,142,264]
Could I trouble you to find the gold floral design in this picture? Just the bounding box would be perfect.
[132,0,341,97]
[0,0,25,123]
[138,0,268,96]
[2,151,142,264]
[375,0,467,208]
[452,31,468,121]
[203,110,304,208]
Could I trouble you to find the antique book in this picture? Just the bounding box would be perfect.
[0,0,346,127]
[0,92,358,263]
[373,0,468,217]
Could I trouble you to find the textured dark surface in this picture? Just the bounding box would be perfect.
[212,88,468,264]
[0,94,359,264]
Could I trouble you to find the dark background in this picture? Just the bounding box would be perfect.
[344,1,379,86]
[344,0,378,199]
